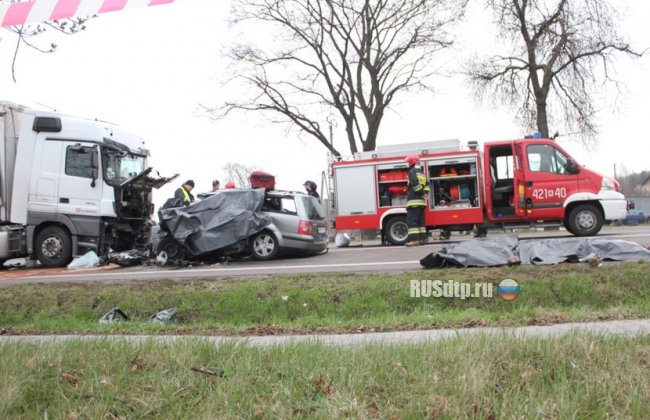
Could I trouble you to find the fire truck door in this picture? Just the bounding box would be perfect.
[521,143,578,218]
[485,143,518,218]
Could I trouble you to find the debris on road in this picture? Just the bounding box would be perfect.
[67,251,100,270]
[335,232,351,247]
[105,250,149,267]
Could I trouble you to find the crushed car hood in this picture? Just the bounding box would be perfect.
[158,189,272,256]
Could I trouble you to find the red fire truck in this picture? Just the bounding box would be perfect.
[330,138,627,244]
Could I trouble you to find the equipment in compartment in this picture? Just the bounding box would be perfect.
[378,183,408,207]
[379,170,408,181]
[377,167,409,207]
[428,158,479,209]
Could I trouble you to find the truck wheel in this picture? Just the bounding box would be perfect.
[563,222,575,235]
[251,231,280,261]
[35,226,72,267]
[567,204,603,236]
[385,216,408,245]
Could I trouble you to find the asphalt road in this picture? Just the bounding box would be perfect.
[1,225,650,286]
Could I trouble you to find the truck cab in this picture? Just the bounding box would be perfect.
[483,138,626,235]
[1,102,174,267]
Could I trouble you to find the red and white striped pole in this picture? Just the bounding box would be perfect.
[0,0,176,28]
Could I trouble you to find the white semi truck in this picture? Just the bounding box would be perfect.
[0,101,175,267]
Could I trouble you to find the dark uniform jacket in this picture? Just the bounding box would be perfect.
[406,166,430,207]
[174,187,195,206]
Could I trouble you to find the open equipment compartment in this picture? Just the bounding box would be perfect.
[377,162,410,207]
[427,156,480,210]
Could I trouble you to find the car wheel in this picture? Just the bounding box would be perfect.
[35,226,72,267]
[385,216,408,245]
[251,231,280,261]
[567,204,603,237]
[156,236,185,262]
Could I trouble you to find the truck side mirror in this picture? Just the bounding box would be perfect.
[90,149,99,187]
[565,159,580,174]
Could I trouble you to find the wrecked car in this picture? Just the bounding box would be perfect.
[155,189,328,263]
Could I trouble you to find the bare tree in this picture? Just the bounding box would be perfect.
[1,5,94,82]
[211,0,467,157]
[223,162,255,188]
[466,0,641,143]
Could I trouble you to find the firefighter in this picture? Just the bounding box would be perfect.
[405,155,429,246]
[174,180,195,206]
[225,181,236,189]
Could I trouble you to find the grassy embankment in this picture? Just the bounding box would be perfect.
[0,262,648,334]
[1,335,648,418]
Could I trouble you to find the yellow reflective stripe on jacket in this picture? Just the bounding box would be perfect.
[181,187,190,203]
[407,199,426,207]
[412,173,429,193]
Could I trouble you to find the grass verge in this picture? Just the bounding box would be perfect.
[1,335,649,418]
[1,262,649,334]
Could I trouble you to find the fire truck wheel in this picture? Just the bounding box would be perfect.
[35,226,72,267]
[567,204,603,236]
[563,222,575,235]
[251,231,280,261]
[385,216,409,245]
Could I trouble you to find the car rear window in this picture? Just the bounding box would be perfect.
[301,196,325,220]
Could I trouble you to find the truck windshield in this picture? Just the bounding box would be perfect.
[102,148,146,185]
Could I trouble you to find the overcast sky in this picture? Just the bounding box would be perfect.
[1,0,648,209]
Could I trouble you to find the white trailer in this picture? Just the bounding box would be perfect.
[0,101,175,267]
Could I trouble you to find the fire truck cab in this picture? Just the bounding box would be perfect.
[330,138,627,245]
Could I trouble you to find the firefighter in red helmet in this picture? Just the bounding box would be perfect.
[405,155,429,246]
[225,181,236,189]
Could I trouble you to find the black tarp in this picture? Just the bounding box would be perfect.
[158,189,271,256]
[421,235,650,268]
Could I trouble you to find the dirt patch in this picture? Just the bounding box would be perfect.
[3,316,645,337]
[0,264,122,281]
